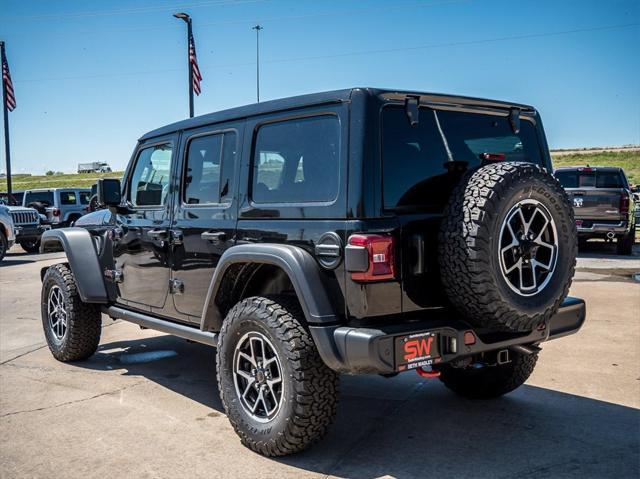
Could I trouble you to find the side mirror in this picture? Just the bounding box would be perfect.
[97,178,122,206]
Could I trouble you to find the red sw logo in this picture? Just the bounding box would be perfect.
[404,336,434,361]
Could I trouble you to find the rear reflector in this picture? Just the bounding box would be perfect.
[463,331,476,345]
[619,194,629,214]
[348,234,396,281]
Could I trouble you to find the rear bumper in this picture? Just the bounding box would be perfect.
[576,220,628,235]
[311,297,586,374]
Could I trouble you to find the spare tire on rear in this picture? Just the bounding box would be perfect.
[438,162,576,332]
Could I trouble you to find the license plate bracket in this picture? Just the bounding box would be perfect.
[395,331,440,371]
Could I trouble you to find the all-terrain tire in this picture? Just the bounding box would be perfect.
[616,225,635,256]
[41,263,102,361]
[19,239,41,254]
[438,351,538,399]
[216,295,339,457]
[0,230,7,261]
[439,162,577,332]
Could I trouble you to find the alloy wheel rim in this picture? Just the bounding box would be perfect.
[498,199,558,296]
[232,331,284,423]
[47,285,68,341]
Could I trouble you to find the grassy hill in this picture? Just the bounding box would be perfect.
[1,171,123,192]
[1,150,638,192]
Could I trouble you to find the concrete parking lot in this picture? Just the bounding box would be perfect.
[1,244,639,479]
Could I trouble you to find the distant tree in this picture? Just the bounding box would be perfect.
[45,170,54,176]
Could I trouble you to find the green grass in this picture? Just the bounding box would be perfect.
[1,171,124,191]
[551,150,640,185]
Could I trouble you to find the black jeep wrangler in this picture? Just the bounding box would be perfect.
[39,88,585,456]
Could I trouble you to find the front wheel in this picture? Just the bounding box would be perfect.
[41,263,102,361]
[438,350,538,399]
[216,296,339,457]
[0,230,7,261]
[19,239,41,254]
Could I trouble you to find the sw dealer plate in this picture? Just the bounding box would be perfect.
[395,331,440,371]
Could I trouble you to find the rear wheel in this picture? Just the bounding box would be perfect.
[41,264,102,361]
[439,162,577,332]
[438,350,538,399]
[19,239,41,254]
[616,226,635,255]
[216,295,339,457]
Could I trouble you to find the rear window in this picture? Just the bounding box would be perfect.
[382,107,543,210]
[24,191,54,206]
[554,170,624,189]
[252,115,340,204]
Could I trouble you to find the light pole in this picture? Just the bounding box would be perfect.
[174,12,194,118]
[252,25,263,102]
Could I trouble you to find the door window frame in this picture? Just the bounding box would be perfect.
[125,139,175,211]
[180,128,239,209]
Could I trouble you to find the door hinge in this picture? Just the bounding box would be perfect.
[169,278,185,295]
[104,268,123,283]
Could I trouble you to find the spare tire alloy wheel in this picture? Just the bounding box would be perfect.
[499,199,558,296]
[233,331,284,422]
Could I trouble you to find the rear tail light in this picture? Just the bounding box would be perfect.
[619,194,629,214]
[347,234,396,282]
[52,208,61,217]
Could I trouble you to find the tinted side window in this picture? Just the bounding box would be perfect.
[183,132,236,205]
[129,144,172,207]
[79,191,91,204]
[252,116,340,204]
[60,191,77,205]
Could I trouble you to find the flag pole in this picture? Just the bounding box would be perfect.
[187,17,194,118]
[1,41,12,196]
[174,13,194,118]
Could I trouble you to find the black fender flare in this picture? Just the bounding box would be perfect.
[40,227,108,303]
[201,244,338,332]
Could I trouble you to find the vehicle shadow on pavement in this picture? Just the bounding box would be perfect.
[71,333,639,478]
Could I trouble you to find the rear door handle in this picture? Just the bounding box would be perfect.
[147,229,168,239]
[201,231,227,243]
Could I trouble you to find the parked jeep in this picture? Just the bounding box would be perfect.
[0,204,16,261]
[22,188,91,227]
[554,166,636,254]
[39,88,584,456]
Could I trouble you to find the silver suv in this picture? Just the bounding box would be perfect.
[0,205,16,261]
[22,188,91,227]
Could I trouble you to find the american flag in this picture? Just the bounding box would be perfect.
[2,48,16,111]
[189,32,202,95]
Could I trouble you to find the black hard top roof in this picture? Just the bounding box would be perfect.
[140,87,536,141]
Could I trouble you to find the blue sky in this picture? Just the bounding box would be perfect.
[1,0,639,174]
